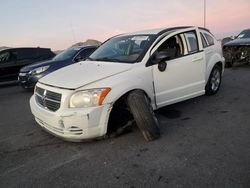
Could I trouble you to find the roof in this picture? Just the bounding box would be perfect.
[117,26,211,38]
[121,26,196,36]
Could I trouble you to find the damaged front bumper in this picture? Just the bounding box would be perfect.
[30,95,112,142]
[223,45,250,63]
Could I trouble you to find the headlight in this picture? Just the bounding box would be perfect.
[69,88,111,108]
[29,65,50,75]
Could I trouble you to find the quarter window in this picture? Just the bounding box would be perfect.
[184,31,198,53]
[204,33,214,46]
[201,33,208,48]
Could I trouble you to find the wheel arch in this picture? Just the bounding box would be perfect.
[206,53,224,83]
[103,88,152,136]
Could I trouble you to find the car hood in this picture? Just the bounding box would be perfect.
[39,61,133,89]
[20,59,68,73]
[224,38,250,46]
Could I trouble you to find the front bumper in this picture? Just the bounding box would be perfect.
[30,95,112,141]
[223,45,250,63]
[18,73,45,89]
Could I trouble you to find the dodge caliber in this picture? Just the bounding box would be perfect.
[30,27,224,141]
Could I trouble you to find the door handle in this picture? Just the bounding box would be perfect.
[192,57,203,62]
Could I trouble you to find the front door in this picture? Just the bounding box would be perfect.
[152,29,206,108]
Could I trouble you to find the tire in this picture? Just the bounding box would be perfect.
[127,90,160,141]
[205,64,222,95]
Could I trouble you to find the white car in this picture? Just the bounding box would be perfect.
[30,26,224,141]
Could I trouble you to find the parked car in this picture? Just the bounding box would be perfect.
[19,45,98,89]
[30,26,224,142]
[223,28,250,67]
[0,47,55,85]
[221,37,233,47]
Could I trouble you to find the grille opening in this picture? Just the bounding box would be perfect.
[35,86,62,112]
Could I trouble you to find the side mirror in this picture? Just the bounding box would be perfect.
[154,51,170,72]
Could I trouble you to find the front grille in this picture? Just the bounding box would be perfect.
[35,86,62,112]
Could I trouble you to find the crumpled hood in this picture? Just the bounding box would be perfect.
[39,61,133,89]
[225,38,250,46]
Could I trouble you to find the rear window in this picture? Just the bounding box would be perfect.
[37,48,53,56]
[17,49,37,60]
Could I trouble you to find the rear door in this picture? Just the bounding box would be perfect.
[200,30,215,65]
[151,28,206,108]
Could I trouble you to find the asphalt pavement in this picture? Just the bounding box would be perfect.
[0,65,250,188]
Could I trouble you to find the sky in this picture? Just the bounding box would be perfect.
[1,0,249,50]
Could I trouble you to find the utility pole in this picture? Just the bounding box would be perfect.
[204,0,206,27]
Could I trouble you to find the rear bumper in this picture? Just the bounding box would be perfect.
[30,95,112,141]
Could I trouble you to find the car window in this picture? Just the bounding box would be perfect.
[237,29,250,39]
[155,34,184,60]
[0,50,17,63]
[89,35,154,63]
[78,48,96,58]
[37,48,49,56]
[17,49,37,60]
[200,33,208,48]
[184,31,199,53]
[53,48,79,61]
[0,51,11,63]
[204,33,214,46]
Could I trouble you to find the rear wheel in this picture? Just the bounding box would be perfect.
[205,65,222,95]
[127,90,160,141]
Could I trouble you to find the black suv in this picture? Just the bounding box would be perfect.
[0,47,55,84]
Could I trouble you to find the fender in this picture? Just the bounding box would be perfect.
[205,52,224,83]
[82,63,156,108]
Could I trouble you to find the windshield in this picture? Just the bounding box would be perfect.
[237,29,250,39]
[89,35,154,63]
[53,48,79,61]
